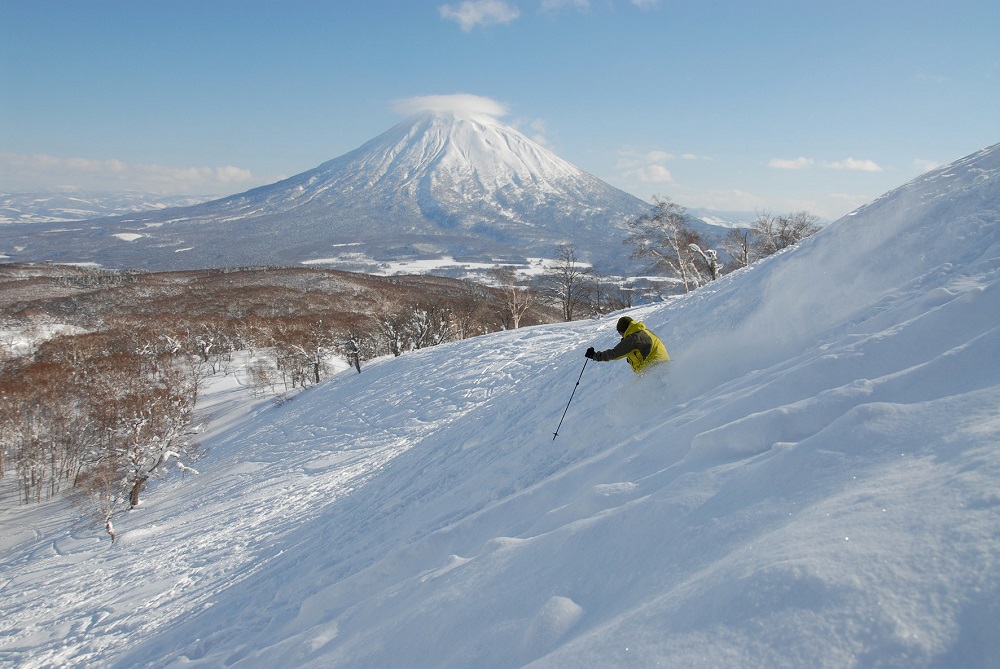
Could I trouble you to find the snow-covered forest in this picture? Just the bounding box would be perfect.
[0,266,561,531]
[1,142,999,667]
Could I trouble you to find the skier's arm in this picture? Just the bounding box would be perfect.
[593,332,643,362]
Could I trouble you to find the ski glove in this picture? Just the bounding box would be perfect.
[585,347,596,359]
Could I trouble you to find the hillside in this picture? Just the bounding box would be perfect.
[0,264,556,330]
[0,191,215,225]
[0,142,998,668]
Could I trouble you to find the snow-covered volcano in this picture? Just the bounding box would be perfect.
[0,111,651,272]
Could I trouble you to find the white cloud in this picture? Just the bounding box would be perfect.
[637,164,674,183]
[645,150,675,162]
[392,93,509,119]
[826,157,882,172]
[618,146,705,169]
[913,158,941,173]
[768,156,882,173]
[615,145,702,188]
[631,0,660,8]
[439,0,520,31]
[768,156,815,170]
[0,152,259,195]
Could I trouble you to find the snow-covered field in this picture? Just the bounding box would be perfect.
[0,322,88,359]
[1,143,998,668]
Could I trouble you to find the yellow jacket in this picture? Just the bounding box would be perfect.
[592,320,669,374]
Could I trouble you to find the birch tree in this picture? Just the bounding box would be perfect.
[623,196,717,292]
[723,209,822,267]
[491,265,533,329]
[540,245,592,321]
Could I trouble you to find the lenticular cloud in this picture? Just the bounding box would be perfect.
[393,93,508,119]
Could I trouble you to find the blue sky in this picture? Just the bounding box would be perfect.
[2,0,997,220]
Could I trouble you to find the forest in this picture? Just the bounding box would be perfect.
[0,263,558,538]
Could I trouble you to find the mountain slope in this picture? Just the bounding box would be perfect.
[0,191,216,224]
[0,112,652,273]
[1,142,998,668]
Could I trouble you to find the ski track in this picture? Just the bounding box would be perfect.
[0,321,593,668]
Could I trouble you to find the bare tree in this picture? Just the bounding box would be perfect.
[491,265,533,329]
[689,243,723,280]
[539,245,592,321]
[721,227,755,268]
[450,293,492,340]
[588,276,633,315]
[624,196,718,292]
[373,297,410,357]
[339,328,364,373]
[0,329,202,540]
[288,317,337,384]
[77,459,123,543]
[1,352,97,504]
[775,210,822,250]
[407,302,453,350]
[724,209,822,267]
[83,349,200,512]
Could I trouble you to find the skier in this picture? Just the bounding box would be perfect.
[585,316,669,374]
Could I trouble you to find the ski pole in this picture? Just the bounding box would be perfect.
[552,358,588,441]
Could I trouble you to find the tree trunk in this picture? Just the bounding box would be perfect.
[129,475,147,508]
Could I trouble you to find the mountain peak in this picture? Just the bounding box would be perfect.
[405,107,503,127]
[1,102,651,272]
[364,107,584,188]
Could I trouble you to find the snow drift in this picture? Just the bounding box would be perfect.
[1,142,999,668]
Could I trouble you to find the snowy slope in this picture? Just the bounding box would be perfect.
[0,112,652,273]
[1,142,998,668]
[0,191,216,225]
